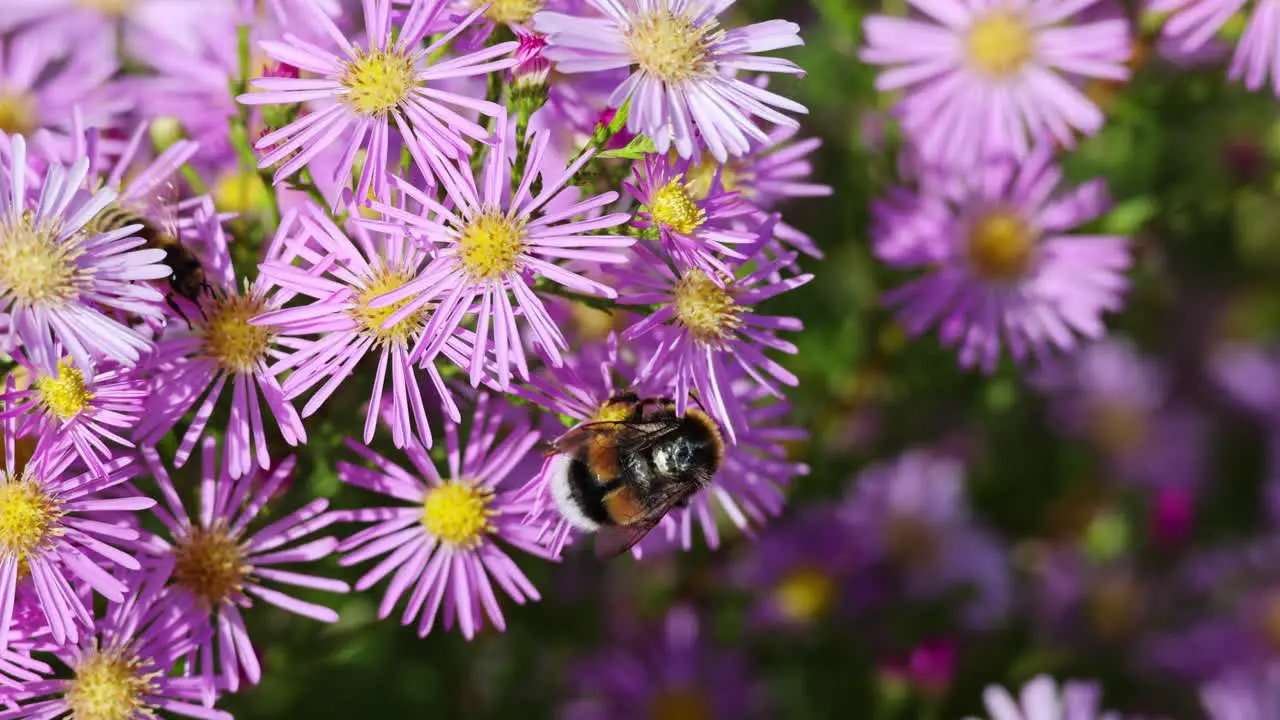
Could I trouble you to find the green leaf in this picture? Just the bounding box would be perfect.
[598,134,658,159]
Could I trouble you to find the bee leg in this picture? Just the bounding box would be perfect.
[166,295,197,329]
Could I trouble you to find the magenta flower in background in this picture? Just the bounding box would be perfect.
[1153,0,1280,93]
[0,402,154,650]
[253,203,472,450]
[534,0,806,162]
[560,605,769,720]
[876,148,1130,372]
[626,152,760,279]
[362,127,633,389]
[1200,662,1280,719]
[862,0,1131,167]
[333,394,557,639]
[1,350,145,479]
[139,441,348,700]
[135,205,306,480]
[0,136,170,373]
[238,0,517,203]
[614,246,810,443]
[968,675,1119,720]
[0,572,232,720]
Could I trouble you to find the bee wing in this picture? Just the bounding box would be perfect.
[593,482,698,559]
[550,419,681,456]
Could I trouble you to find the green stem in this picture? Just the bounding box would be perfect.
[472,72,505,174]
[236,24,252,123]
[566,99,632,187]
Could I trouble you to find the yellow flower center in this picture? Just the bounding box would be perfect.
[0,479,59,560]
[421,481,495,548]
[571,304,619,342]
[965,210,1036,282]
[65,648,153,720]
[35,358,95,421]
[457,211,526,282]
[773,567,835,623]
[650,178,705,235]
[203,292,273,374]
[966,11,1035,78]
[213,171,272,218]
[351,268,429,346]
[0,90,36,135]
[684,158,744,201]
[671,270,743,344]
[173,525,247,605]
[626,10,714,83]
[647,687,711,720]
[475,0,543,23]
[0,212,80,306]
[340,50,418,116]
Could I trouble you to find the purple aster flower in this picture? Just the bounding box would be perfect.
[876,148,1130,371]
[560,605,770,720]
[613,245,810,443]
[138,440,349,699]
[1152,0,1280,93]
[0,0,234,54]
[252,203,473,450]
[134,203,306,480]
[533,0,807,162]
[0,572,231,720]
[0,24,127,147]
[967,675,1119,720]
[626,152,760,279]
[333,394,557,639]
[1,350,144,480]
[1201,662,1280,720]
[0,135,171,373]
[862,0,1131,167]
[842,450,1012,628]
[0,395,155,650]
[360,126,633,389]
[237,0,518,203]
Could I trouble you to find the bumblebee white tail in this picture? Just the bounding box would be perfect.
[546,453,600,532]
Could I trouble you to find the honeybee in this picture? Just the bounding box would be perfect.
[86,188,214,321]
[546,392,724,558]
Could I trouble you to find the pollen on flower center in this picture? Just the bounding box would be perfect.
[352,268,429,346]
[0,212,80,306]
[475,0,543,23]
[647,687,712,720]
[966,11,1035,78]
[626,10,715,83]
[650,178,706,234]
[65,648,153,720]
[965,210,1036,282]
[0,479,59,559]
[203,293,273,373]
[457,211,527,282]
[684,158,744,201]
[173,525,247,605]
[36,358,95,421]
[340,50,418,116]
[672,270,743,344]
[774,567,835,622]
[421,481,496,548]
[0,90,36,135]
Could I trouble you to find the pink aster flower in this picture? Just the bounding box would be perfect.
[875,147,1130,371]
[252,203,474,450]
[333,394,557,639]
[360,126,633,389]
[0,398,155,651]
[533,0,807,162]
[1152,0,1280,93]
[1,349,145,480]
[0,571,232,720]
[626,152,760,279]
[237,0,518,203]
[0,135,170,373]
[138,441,349,700]
[612,246,810,443]
[134,204,306,480]
[862,0,1131,167]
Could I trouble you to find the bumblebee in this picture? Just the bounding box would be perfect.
[88,199,213,319]
[546,392,724,557]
